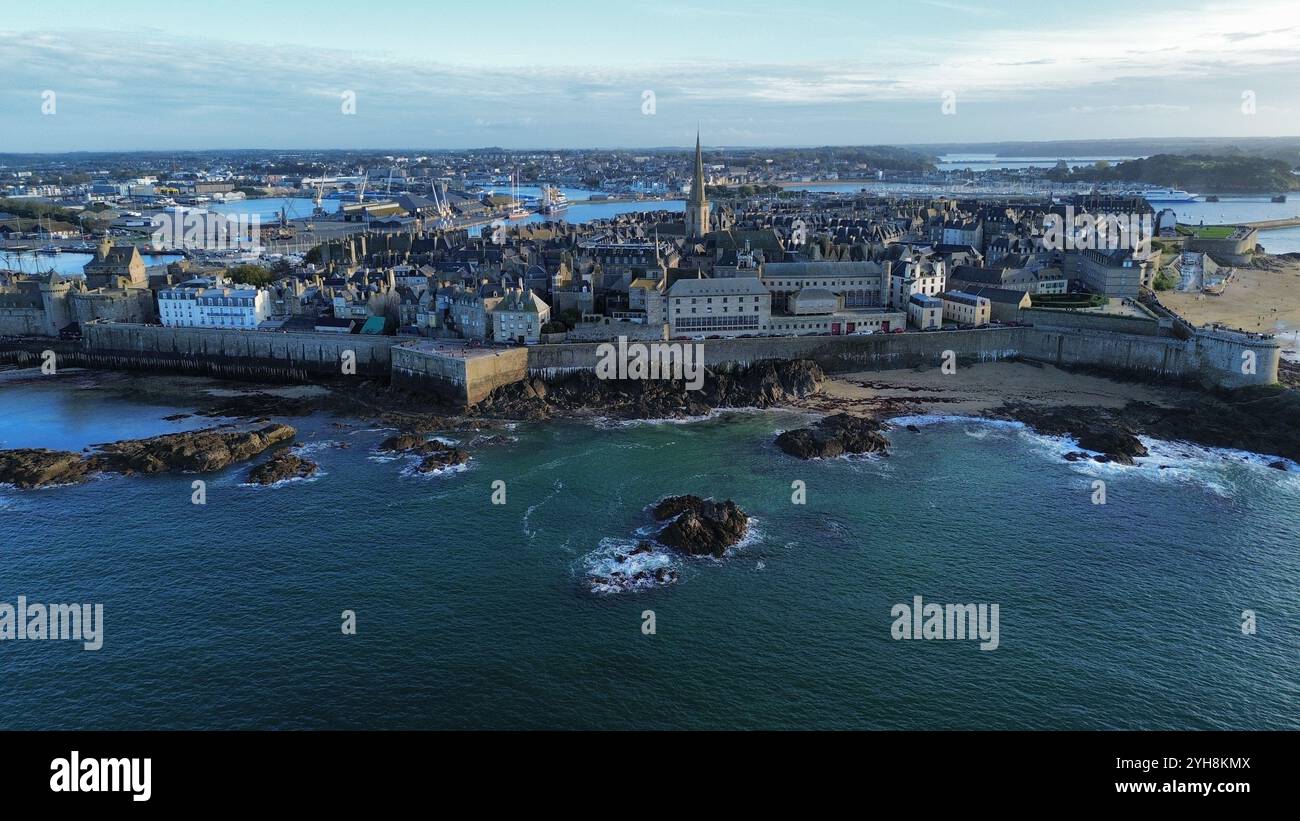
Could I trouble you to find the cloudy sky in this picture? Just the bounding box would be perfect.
[2,0,1299,151]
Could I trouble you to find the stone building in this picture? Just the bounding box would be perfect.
[83,239,147,289]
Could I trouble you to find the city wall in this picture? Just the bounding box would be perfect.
[2,314,1281,404]
[79,323,394,381]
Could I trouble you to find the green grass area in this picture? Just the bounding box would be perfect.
[1032,293,1109,309]
[1176,224,1236,239]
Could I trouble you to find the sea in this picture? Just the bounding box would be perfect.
[1,370,1297,730]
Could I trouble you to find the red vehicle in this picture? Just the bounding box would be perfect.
[890,327,905,334]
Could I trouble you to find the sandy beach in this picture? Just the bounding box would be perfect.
[790,360,1196,418]
[1159,256,1300,361]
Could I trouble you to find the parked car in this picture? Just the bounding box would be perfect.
[890,327,905,334]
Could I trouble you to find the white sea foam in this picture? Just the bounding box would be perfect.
[238,470,325,490]
[290,440,345,456]
[523,479,565,540]
[592,407,767,429]
[579,537,681,595]
[890,413,1299,495]
[399,460,471,479]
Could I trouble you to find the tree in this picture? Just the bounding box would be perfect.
[227,264,274,287]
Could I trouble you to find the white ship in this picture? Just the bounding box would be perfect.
[539,185,569,215]
[1125,187,1199,203]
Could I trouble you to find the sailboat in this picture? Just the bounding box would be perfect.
[507,171,531,220]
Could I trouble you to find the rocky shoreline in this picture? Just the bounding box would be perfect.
[0,423,296,489]
[990,387,1300,465]
[5,358,1297,485]
[472,359,824,421]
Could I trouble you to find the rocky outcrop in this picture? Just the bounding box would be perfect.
[0,449,96,489]
[652,495,749,557]
[377,433,471,472]
[775,412,891,459]
[1074,428,1149,466]
[991,406,1148,465]
[0,424,297,489]
[474,359,824,421]
[92,424,297,476]
[247,451,318,485]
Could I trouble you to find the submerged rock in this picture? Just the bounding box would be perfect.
[378,433,471,472]
[247,451,318,485]
[775,412,891,459]
[652,495,749,557]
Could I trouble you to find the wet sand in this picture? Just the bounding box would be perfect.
[790,361,1196,418]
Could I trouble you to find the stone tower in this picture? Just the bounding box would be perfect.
[685,132,710,239]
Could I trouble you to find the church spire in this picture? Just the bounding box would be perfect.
[690,131,707,206]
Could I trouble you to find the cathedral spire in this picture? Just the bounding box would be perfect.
[686,131,711,239]
[690,132,707,206]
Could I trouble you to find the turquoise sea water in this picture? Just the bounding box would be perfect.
[1,371,1298,729]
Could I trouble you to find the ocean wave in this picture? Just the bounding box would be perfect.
[578,537,682,595]
[290,440,346,456]
[591,407,768,429]
[238,470,325,490]
[890,413,1299,494]
[399,460,472,479]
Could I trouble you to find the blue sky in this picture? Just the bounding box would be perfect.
[2,0,1298,151]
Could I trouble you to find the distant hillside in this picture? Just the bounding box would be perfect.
[1044,154,1300,193]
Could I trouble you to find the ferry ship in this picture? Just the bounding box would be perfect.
[1125,187,1199,203]
[539,185,569,215]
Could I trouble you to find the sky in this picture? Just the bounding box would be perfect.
[2,0,1299,152]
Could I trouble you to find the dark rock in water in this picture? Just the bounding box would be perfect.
[1075,427,1147,465]
[473,358,825,421]
[775,412,890,459]
[377,433,428,453]
[652,495,749,557]
[630,541,655,556]
[378,432,471,472]
[906,424,921,433]
[248,451,318,485]
[0,448,95,489]
[417,448,470,473]
[162,413,191,421]
[0,423,297,489]
[1268,460,1288,471]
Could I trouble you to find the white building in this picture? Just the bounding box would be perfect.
[666,275,770,338]
[888,258,946,311]
[158,277,272,329]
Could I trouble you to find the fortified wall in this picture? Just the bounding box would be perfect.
[1,313,1281,406]
[79,323,395,381]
